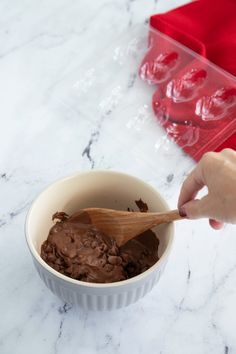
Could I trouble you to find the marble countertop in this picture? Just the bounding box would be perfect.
[1,1,236,353]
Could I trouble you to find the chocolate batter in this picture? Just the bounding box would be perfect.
[135,199,148,212]
[41,202,159,284]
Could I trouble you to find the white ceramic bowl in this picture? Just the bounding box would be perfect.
[25,170,174,311]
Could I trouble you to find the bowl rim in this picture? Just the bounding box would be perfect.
[25,170,174,288]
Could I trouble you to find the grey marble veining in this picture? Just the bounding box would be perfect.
[1,1,236,353]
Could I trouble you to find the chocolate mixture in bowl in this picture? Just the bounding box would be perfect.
[41,200,159,283]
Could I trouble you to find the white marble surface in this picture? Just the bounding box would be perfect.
[1,1,236,353]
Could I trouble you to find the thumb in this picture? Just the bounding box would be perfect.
[179,195,212,219]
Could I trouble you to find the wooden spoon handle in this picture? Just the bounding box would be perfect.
[132,209,183,228]
[84,207,184,247]
[153,209,183,223]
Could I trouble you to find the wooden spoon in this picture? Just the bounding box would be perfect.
[83,208,183,246]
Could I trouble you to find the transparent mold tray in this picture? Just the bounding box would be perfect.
[52,25,236,192]
[140,27,236,161]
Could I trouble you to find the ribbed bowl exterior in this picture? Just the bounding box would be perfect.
[33,258,167,311]
[26,171,174,312]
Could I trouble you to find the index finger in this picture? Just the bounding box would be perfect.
[178,162,205,208]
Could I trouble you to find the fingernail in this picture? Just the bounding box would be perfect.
[179,206,187,218]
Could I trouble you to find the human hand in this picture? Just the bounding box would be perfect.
[178,149,236,229]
